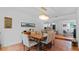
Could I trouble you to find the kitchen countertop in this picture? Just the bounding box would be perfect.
[55,35,75,41]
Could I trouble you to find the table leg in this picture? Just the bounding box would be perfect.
[37,42,43,51]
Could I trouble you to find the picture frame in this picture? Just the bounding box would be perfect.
[4,17,12,28]
[21,22,35,27]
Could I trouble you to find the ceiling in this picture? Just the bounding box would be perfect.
[46,7,77,17]
[16,7,77,18]
[0,7,77,18]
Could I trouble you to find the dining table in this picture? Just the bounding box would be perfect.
[29,32,47,50]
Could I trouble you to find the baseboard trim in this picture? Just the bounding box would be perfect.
[1,41,22,48]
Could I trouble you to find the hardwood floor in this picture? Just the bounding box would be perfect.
[1,43,24,51]
[49,39,79,51]
[0,39,79,51]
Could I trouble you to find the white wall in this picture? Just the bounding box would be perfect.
[76,8,79,47]
[0,10,25,47]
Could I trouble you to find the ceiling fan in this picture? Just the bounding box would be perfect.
[39,7,49,21]
[39,7,58,20]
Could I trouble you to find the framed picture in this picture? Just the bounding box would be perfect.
[21,22,35,27]
[4,17,12,28]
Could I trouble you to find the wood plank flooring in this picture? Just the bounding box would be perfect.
[0,39,79,51]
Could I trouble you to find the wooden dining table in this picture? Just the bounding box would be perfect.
[30,34,47,41]
[29,32,47,50]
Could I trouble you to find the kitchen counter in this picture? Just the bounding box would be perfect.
[55,35,75,41]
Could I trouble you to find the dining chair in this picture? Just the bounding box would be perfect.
[21,34,38,51]
[41,30,55,49]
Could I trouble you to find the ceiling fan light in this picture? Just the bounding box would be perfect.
[39,15,49,20]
